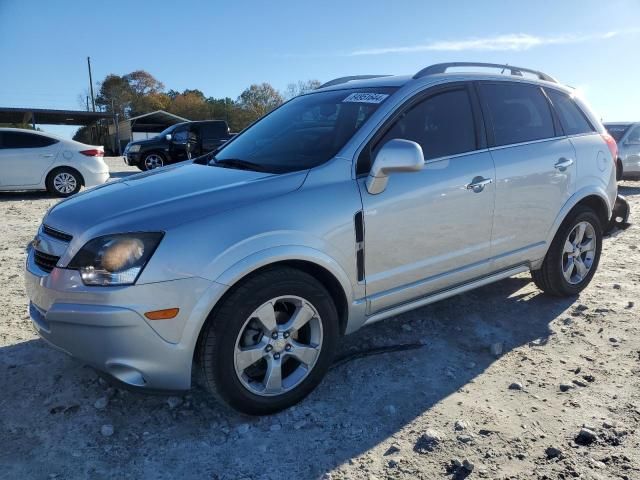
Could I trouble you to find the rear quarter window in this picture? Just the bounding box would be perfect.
[546,89,595,136]
[479,83,555,147]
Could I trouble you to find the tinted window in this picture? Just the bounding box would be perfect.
[201,122,227,138]
[480,83,555,146]
[172,127,189,143]
[374,88,476,161]
[605,124,631,142]
[546,89,594,135]
[1,131,58,149]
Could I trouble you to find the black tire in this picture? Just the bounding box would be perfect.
[616,159,623,181]
[45,167,82,197]
[199,267,339,415]
[140,152,165,171]
[531,206,603,296]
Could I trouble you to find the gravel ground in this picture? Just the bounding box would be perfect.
[1,159,639,479]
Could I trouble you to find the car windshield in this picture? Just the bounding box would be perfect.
[605,124,631,142]
[210,87,397,173]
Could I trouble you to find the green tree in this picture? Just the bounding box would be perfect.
[123,70,164,97]
[237,83,283,121]
[95,74,131,117]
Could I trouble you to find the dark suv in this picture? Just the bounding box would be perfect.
[123,120,233,170]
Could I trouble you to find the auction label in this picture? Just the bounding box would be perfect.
[342,92,389,104]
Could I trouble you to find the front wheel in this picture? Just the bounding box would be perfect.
[531,206,602,296]
[198,267,338,415]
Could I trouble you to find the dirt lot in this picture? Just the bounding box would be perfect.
[1,159,639,480]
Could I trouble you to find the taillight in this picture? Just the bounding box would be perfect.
[79,149,104,157]
[601,133,618,163]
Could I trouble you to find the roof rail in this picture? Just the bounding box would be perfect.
[413,62,557,83]
[318,75,392,89]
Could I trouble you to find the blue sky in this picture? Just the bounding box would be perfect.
[1,0,639,138]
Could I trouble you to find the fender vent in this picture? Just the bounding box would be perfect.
[354,211,365,281]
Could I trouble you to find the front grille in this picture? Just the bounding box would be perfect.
[43,225,73,242]
[34,250,60,273]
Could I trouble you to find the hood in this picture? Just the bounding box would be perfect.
[44,163,307,240]
[127,137,163,147]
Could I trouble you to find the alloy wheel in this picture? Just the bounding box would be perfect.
[53,172,77,194]
[233,296,323,397]
[562,221,597,284]
[144,154,164,170]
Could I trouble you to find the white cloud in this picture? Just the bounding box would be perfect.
[348,30,637,56]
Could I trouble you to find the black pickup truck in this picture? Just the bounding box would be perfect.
[123,120,234,170]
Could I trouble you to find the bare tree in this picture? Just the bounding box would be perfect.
[283,79,322,100]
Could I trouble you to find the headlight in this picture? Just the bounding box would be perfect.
[128,144,141,153]
[68,233,163,286]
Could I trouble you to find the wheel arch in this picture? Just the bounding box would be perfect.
[192,252,354,366]
[541,188,611,265]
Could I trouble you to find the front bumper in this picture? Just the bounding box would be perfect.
[123,152,142,166]
[24,247,221,390]
[605,194,631,233]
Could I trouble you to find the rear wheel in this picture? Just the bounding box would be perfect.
[141,152,165,171]
[199,267,338,415]
[531,206,602,296]
[46,167,82,197]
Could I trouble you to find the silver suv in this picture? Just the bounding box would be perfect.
[604,122,640,180]
[25,62,630,414]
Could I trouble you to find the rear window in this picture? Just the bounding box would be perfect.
[546,89,594,136]
[480,83,555,147]
[0,131,58,149]
[605,124,632,142]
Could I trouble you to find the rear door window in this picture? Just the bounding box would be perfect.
[374,88,477,161]
[201,122,227,139]
[479,83,555,147]
[1,131,58,149]
[545,89,594,135]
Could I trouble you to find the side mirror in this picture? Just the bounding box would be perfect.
[366,139,424,194]
[165,134,172,142]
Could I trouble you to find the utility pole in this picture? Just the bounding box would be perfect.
[86,96,90,112]
[87,56,96,112]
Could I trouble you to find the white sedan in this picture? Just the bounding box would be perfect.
[0,128,110,197]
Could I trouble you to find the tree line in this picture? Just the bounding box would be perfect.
[74,70,320,144]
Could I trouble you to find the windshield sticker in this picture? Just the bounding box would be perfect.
[342,92,389,104]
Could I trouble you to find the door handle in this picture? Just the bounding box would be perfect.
[554,158,574,171]
[40,154,54,158]
[466,176,493,193]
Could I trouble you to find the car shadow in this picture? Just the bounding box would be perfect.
[0,274,576,479]
[0,191,54,202]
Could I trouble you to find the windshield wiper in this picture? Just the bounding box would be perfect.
[212,158,268,172]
